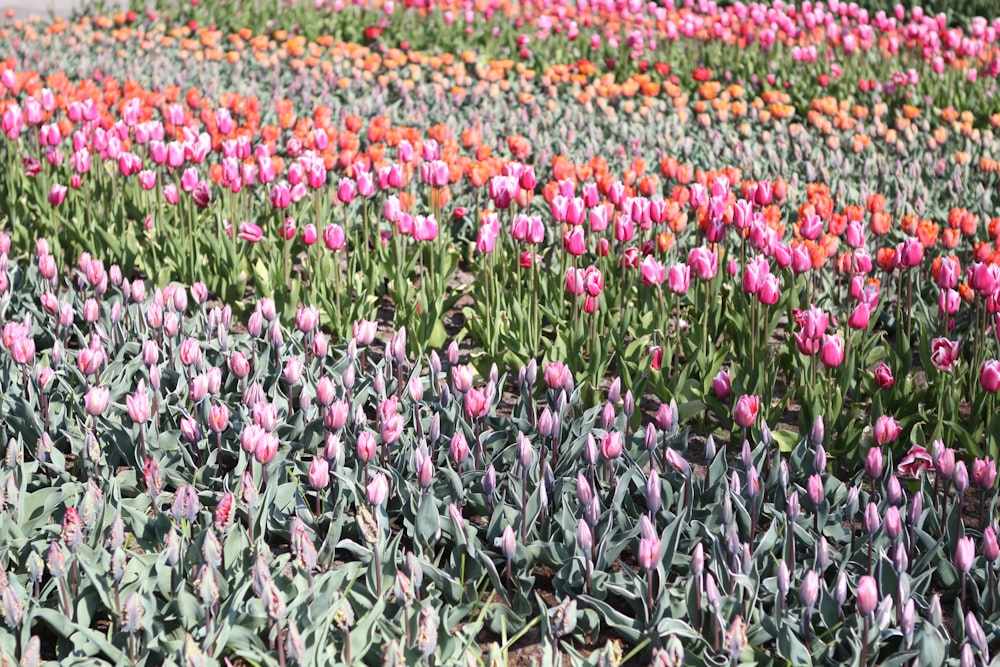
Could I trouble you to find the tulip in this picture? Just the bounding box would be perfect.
[819,334,845,367]
[980,360,1000,392]
[857,576,878,615]
[873,416,900,445]
[732,394,760,428]
[712,370,731,400]
[366,472,389,507]
[864,447,884,480]
[873,362,894,389]
[929,338,960,372]
[84,386,110,417]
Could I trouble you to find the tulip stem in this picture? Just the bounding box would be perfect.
[861,615,869,666]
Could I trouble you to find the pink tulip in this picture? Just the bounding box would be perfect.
[733,395,760,428]
[856,576,878,615]
[667,263,690,294]
[873,415,900,445]
[640,256,666,286]
[873,362,894,389]
[819,334,844,367]
[757,274,780,305]
[930,338,960,372]
[238,222,262,243]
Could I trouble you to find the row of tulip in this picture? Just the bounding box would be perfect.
[0,235,998,664]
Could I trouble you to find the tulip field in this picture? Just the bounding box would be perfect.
[3,0,1000,664]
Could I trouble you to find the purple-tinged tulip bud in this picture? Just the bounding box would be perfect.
[600,402,615,430]
[500,525,516,560]
[367,472,389,507]
[966,611,987,651]
[777,561,790,599]
[816,537,829,570]
[813,445,827,475]
[309,457,329,489]
[845,486,860,515]
[428,413,440,444]
[960,644,975,667]
[985,527,1000,562]
[584,434,598,466]
[517,432,534,469]
[623,390,635,419]
[745,467,761,499]
[884,506,902,540]
[786,490,801,523]
[691,543,704,577]
[857,575,878,615]
[585,497,600,528]
[439,384,451,409]
[537,408,554,438]
[607,378,621,404]
[47,541,66,579]
[908,492,922,525]
[955,536,975,573]
[929,593,942,626]
[180,416,201,444]
[577,473,594,507]
[389,328,407,364]
[705,435,716,460]
[901,599,915,637]
[886,475,903,507]
[800,571,819,608]
[894,541,909,573]
[646,470,662,514]
[706,574,721,611]
[864,502,880,534]
[483,465,497,497]
[954,462,969,495]
[655,403,672,432]
[811,416,825,447]
[722,495,734,526]
[779,460,789,490]
[577,520,593,554]
[833,571,848,607]
[865,447,883,480]
[665,448,689,475]
[741,439,752,469]
[807,474,824,507]
[645,426,657,454]
[937,447,956,481]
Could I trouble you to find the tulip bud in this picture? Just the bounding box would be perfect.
[500,525,516,560]
[857,575,878,615]
[955,536,975,573]
[577,520,593,554]
[800,570,819,608]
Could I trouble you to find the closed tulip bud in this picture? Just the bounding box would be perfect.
[577,520,593,553]
[585,496,600,528]
[886,475,903,506]
[800,570,819,608]
[929,593,942,626]
[955,537,975,573]
[623,390,634,418]
[864,502,880,534]
[812,417,825,448]
[984,527,1000,562]
[646,470,662,514]
[308,457,329,489]
[712,370,731,400]
[857,575,878,615]
[450,432,469,465]
[865,447,884,480]
[937,447,956,480]
[894,541,909,573]
[966,611,987,651]
[500,525,516,560]
[655,402,672,431]
[906,493,924,526]
[954,461,969,495]
[960,644,975,667]
[807,474,824,507]
[367,472,389,507]
[901,598,915,637]
[517,432,534,469]
[706,574,721,610]
[884,506,902,540]
[484,465,497,497]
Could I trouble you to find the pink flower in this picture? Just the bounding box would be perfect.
[981,360,1000,392]
[856,575,878,615]
[897,445,933,478]
[873,415,901,445]
[687,246,718,281]
[640,256,666,286]
[930,338,960,372]
[712,370,731,400]
[819,334,845,368]
[238,222,263,243]
[874,362,894,389]
[733,394,760,428]
[667,263,690,294]
[48,183,67,206]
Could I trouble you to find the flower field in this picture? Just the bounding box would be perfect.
[1,0,1000,664]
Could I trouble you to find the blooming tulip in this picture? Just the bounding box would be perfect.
[732,394,760,428]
